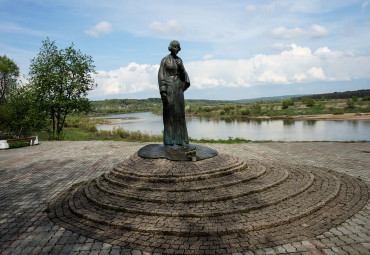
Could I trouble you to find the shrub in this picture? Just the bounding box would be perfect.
[282,99,294,109]
[223,105,234,113]
[250,104,261,115]
[241,109,250,115]
[346,99,355,109]
[303,98,316,107]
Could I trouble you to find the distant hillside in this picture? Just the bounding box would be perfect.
[90,89,370,115]
[234,94,308,103]
[90,98,235,115]
[293,89,370,100]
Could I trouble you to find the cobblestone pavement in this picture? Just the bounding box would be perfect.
[0,141,369,255]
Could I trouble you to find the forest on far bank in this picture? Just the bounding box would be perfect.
[91,89,370,116]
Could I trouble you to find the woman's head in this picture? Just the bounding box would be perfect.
[168,40,181,54]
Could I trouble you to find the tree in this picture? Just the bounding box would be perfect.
[0,84,48,137]
[282,99,294,109]
[0,55,19,104]
[346,99,355,109]
[303,98,316,107]
[29,38,96,139]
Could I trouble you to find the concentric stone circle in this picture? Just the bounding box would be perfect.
[48,151,368,254]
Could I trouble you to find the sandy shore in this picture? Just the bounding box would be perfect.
[285,113,370,120]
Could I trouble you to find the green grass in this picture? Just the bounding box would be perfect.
[62,127,106,141]
[8,141,30,148]
[190,136,254,143]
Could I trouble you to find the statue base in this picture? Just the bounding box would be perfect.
[138,143,217,161]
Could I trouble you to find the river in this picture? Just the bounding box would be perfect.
[95,112,370,141]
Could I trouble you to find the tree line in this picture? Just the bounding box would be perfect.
[293,89,370,100]
[0,38,96,139]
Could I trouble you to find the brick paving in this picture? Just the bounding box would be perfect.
[0,141,369,255]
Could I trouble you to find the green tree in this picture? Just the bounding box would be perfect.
[303,98,316,107]
[29,38,96,139]
[0,84,48,137]
[282,99,294,109]
[0,55,20,103]
[346,99,355,109]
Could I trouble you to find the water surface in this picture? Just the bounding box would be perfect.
[95,112,370,141]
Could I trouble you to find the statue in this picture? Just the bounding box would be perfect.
[138,40,217,161]
[158,40,190,147]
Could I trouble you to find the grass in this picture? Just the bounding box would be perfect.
[62,123,271,143]
[8,141,30,148]
[190,136,254,143]
[63,127,105,141]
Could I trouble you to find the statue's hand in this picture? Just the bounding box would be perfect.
[161,91,168,105]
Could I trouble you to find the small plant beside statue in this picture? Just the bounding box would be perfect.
[185,148,197,161]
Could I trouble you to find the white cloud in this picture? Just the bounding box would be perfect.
[362,1,368,9]
[245,5,256,12]
[84,21,113,38]
[148,19,182,34]
[92,63,159,96]
[202,54,214,60]
[314,47,331,55]
[91,45,370,96]
[0,22,52,37]
[271,24,329,39]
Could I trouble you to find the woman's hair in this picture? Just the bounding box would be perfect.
[168,40,181,52]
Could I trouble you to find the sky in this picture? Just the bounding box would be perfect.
[1,0,370,101]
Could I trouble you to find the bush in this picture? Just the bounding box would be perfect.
[346,99,355,109]
[303,98,316,107]
[250,104,261,115]
[223,105,234,113]
[362,96,370,101]
[241,109,250,115]
[282,99,294,109]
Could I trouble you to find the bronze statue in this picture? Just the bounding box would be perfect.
[138,40,217,161]
[158,40,190,148]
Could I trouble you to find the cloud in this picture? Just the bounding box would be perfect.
[271,24,329,39]
[148,19,182,34]
[202,54,214,60]
[91,63,159,96]
[91,44,370,97]
[0,23,48,37]
[362,1,369,9]
[245,5,256,12]
[84,21,113,37]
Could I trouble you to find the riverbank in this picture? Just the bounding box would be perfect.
[248,112,370,120]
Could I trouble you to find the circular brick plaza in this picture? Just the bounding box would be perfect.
[48,150,368,254]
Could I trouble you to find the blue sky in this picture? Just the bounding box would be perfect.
[1,0,370,100]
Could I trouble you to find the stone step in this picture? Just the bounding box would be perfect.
[48,156,368,254]
[82,167,315,217]
[104,161,263,191]
[95,166,290,204]
[112,153,245,179]
[66,169,340,237]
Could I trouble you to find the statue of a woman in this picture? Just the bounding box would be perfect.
[158,40,190,148]
[138,40,216,160]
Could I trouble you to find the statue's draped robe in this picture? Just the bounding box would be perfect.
[158,54,190,147]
